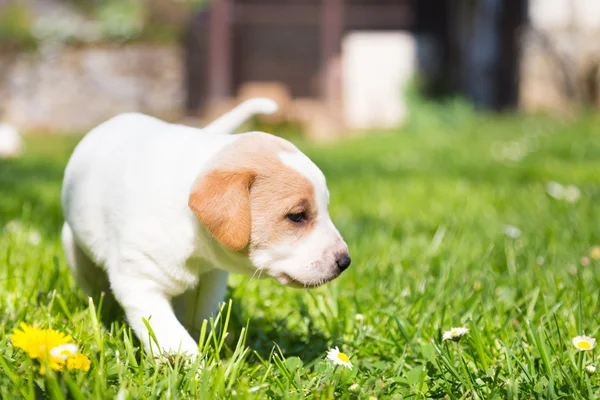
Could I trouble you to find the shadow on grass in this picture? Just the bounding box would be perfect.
[226,291,331,364]
[79,284,330,365]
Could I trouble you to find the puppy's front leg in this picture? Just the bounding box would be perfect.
[173,269,229,340]
[109,271,198,356]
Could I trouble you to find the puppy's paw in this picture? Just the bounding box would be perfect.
[156,351,204,379]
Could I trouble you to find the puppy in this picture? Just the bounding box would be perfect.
[61,98,351,355]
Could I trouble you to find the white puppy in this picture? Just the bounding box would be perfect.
[61,98,351,355]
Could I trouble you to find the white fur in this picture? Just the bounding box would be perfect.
[255,151,347,287]
[203,97,278,135]
[61,98,348,356]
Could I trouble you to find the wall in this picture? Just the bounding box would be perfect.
[0,44,184,133]
[520,0,600,111]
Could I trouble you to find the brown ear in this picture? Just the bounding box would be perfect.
[189,169,255,251]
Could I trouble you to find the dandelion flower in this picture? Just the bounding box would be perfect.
[66,353,91,372]
[443,327,469,342]
[10,323,72,360]
[326,347,353,370]
[10,323,89,374]
[590,246,600,260]
[586,365,596,375]
[573,336,596,351]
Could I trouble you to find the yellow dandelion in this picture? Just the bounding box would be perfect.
[590,246,600,260]
[573,335,596,351]
[10,323,89,374]
[10,323,72,360]
[326,347,353,369]
[66,353,91,372]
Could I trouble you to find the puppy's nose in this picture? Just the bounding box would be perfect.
[336,253,351,272]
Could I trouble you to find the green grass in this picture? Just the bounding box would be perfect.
[1,111,600,398]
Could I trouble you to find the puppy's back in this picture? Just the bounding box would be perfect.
[62,113,209,265]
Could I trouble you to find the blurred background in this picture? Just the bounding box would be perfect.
[1,0,599,145]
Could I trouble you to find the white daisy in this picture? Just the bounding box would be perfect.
[355,314,364,322]
[546,181,565,199]
[443,327,469,342]
[564,185,581,203]
[49,343,79,360]
[326,347,352,369]
[536,256,545,265]
[573,335,596,351]
[503,225,521,239]
[586,365,596,375]
[29,231,42,246]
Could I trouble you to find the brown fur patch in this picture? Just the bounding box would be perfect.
[189,169,255,251]
[189,132,316,252]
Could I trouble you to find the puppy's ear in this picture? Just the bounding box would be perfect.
[189,169,255,251]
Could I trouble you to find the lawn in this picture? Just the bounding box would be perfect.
[1,110,600,399]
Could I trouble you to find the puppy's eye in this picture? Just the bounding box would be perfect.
[286,212,306,223]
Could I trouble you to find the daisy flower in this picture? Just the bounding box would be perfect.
[586,365,596,375]
[326,347,353,370]
[546,181,564,199]
[443,327,469,342]
[564,185,581,203]
[573,335,596,351]
[502,225,521,239]
[50,343,79,360]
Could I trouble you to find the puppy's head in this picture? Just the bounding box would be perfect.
[189,132,350,287]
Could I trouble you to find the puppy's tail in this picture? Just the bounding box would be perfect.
[203,97,279,135]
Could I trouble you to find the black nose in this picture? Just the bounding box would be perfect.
[336,254,351,271]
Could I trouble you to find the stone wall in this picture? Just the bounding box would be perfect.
[0,44,184,133]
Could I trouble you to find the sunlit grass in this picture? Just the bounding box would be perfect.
[1,112,600,398]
